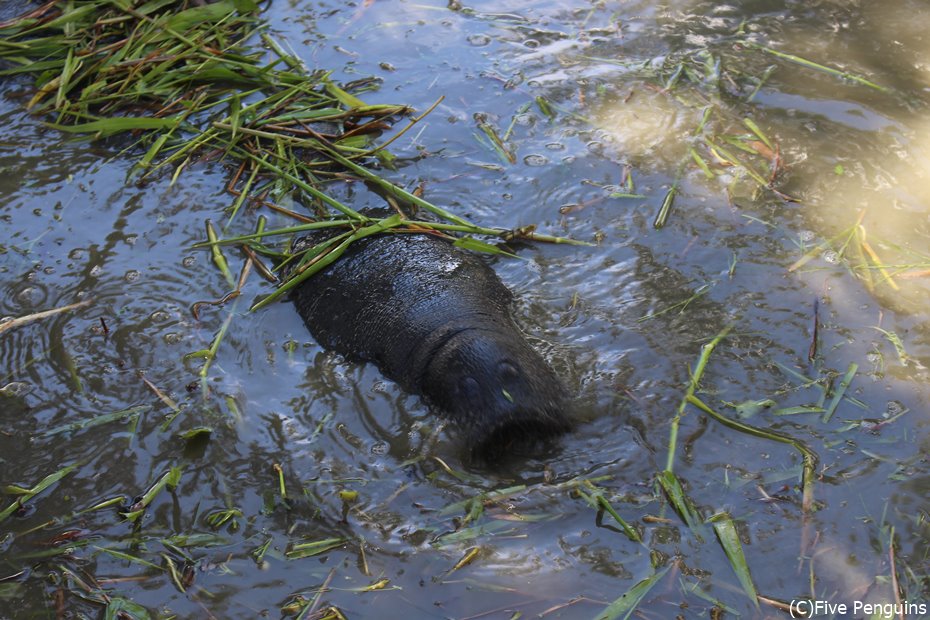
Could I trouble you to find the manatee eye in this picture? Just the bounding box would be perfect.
[459,376,480,401]
[498,361,520,382]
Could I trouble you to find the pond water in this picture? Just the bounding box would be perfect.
[2,0,930,618]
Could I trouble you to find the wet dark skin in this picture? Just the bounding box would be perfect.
[291,229,571,458]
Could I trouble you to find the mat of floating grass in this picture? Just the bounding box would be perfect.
[0,0,584,308]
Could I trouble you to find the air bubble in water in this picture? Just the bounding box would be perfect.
[523,154,549,166]
[15,287,42,305]
[885,400,906,418]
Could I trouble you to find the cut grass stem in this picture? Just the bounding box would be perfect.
[665,324,733,473]
[686,394,816,513]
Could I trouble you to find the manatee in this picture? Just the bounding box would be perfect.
[290,227,571,457]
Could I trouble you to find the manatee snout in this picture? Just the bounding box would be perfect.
[422,327,571,457]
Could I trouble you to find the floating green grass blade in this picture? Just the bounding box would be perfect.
[653,185,677,229]
[137,132,172,171]
[121,466,183,522]
[204,507,243,530]
[438,484,526,516]
[43,404,151,436]
[233,146,366,221]
[594,566,670,620]
[164,553,186,593]
[594,493,642,543]
[54,46,79,109]
[3,467,75,498]
[162,532,228,548]
[722,135,762,156]
[324,78,367,108]
[687,394,817,512]
[704,137,770,188]
[0,463,78,523]
[435,521,517,547]
[12,539,93,560]
[729,398,776,419]
[251,215,403,311]
[751,43,890,93]
[574,483,642,543]
[323,147,480,228]
[206,219,236,287]
[452,236,519,258]
[535,95,556,121]
[689,147,715,179]
[708,512,759,607]
[191,220,356,248]
[773,405,825,416]
[665,324,733,473]
[821,362,858,423]
[873,327,910,365]
[77,495,126,514]
[46,116,181,137]
[105,596,152,620]
[773,360,822,388]
[694,105,713,134]
[95,546,164,571]
[742,118,773,150]
[679,577,740,614]
[198,308,236,378]
[474,115,515,164]
[286,537,347,560]
[287,232,352,274]
[224,157,263,230]
[640,284,712,324]
[656,470,706,542]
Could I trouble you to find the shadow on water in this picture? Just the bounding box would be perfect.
[2,0,930,618]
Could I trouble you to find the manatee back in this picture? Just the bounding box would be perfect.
[290,232,514,390]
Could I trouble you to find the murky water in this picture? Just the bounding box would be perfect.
[2,0,930,618]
